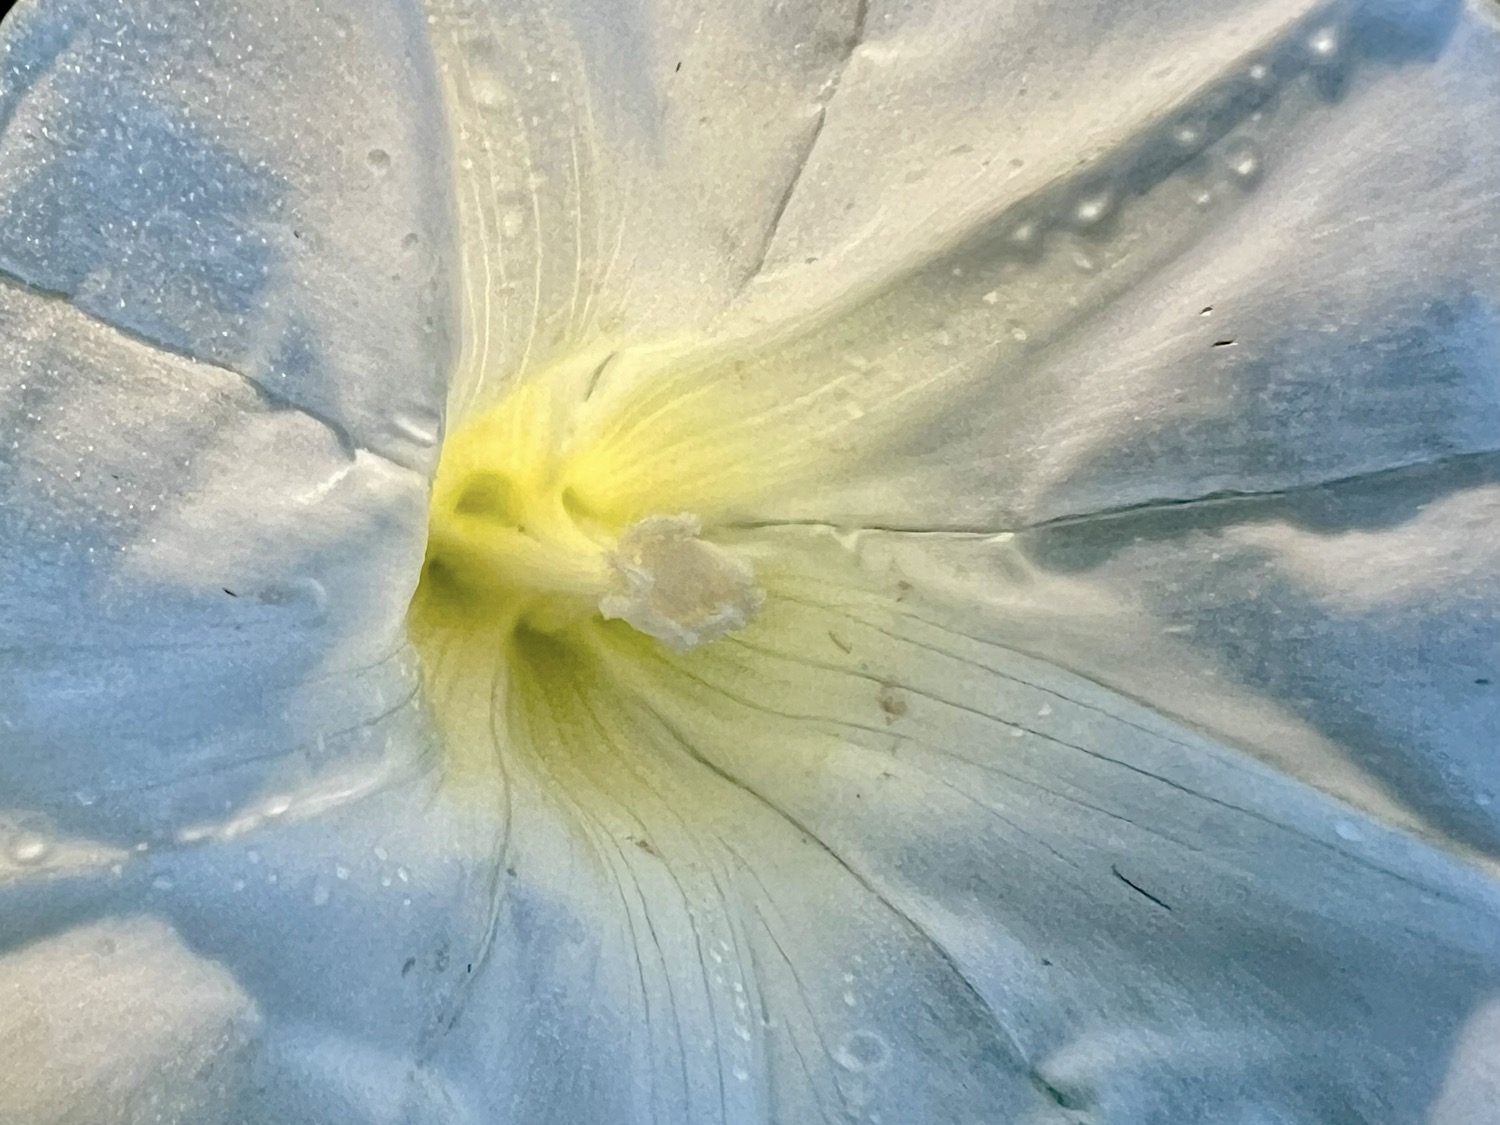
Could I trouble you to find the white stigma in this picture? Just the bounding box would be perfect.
[599,514,764,650]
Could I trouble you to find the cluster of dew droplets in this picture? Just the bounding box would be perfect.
[975,15,1360,297]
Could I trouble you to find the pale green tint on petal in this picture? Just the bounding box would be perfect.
[0,915,260,1123]
[425,0,866,415]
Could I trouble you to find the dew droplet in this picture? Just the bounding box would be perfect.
[366,148,391,174]
[1307,26,1340,62]
[1002,219,1043,258]
[258,577,328,625]
[472,76,506,109]
[842,990,857,1008]
[312,880,332,906]
[1171,121,1204,151]
[1223,140,1263,186]
[374,846,389,862]
[1072,189,1115,228]
[501,209,525,239]
[246,848,262,865]
[391,411,439,448]
[151,874,175,892]
[835,1030,891,1073]
[263,795,291,819]
[335,864,351,880]
[1333,820,1363,842]
[8,834,50,865]
[733,1065,750,1082]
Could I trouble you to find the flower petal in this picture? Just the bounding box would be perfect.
[0,0,452,846]
[0,0,453,467]
[0,915,261,1123]
[606,527,1500,1119]
[562,0,1495,532]
[922,463,1500,860]
[424,0,870,413]
[413,607,1074,1124]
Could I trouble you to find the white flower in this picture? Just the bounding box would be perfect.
[3,0,1500,1122]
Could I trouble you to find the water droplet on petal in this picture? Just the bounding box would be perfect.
[374,846,390,862]
[1307,26,1340,62]
[1171,121,1204,151]
[835,1030,891,1072]
[1072,189,1115,228]
[312,880,332,906]
[732,1065,750,1083]
[258,577,328,625]
[1002,219,1043,259]
[151,874,175,892]
[472,76,506,110]
[335,864,351,880]
[1224,140,1263,186]
[8,834,50,865]
[1334,820,1363,842]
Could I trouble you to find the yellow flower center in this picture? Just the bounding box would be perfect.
[413,361,764,652]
